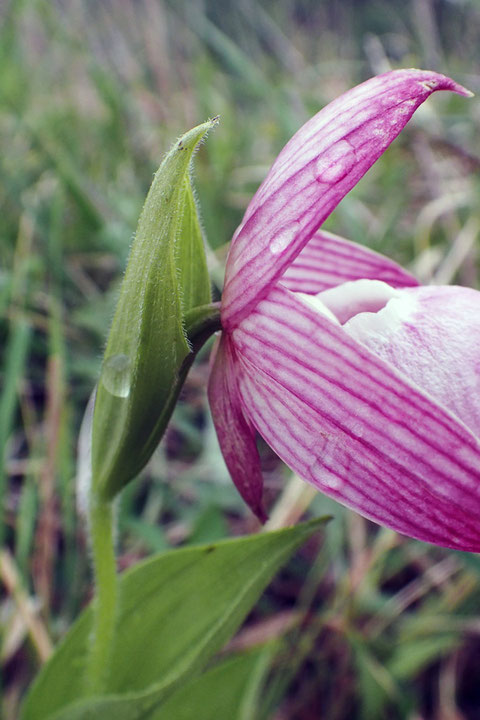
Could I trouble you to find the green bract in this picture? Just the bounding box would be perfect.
[92,119,218,501]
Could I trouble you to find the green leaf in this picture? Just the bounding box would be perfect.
[21,518,328,720]
[350,635,401,720]
[148,648,272,720]
[388,635,459,682]
[92,119,217,501]
[0,318,31,543]
[48,650,270,720]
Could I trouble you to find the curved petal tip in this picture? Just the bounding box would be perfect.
[397,68,473,98]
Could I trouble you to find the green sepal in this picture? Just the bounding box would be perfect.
[92,119,218,501]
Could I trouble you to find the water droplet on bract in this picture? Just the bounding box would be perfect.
[101,354,132,398]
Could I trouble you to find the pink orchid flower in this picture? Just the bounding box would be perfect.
[208,69,480,552]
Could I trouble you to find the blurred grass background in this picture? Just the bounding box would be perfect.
[1,0,480,717]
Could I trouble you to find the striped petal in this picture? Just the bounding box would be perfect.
[221,70,470,330]
[231,284,480,550]
[281,230,418,293]
[343,283,480,437]
[207,334,266,521]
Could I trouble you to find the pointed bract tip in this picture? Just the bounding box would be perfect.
[172,118,219,156]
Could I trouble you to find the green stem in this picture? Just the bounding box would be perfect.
[87,497,117,694]
[183,301,222,345]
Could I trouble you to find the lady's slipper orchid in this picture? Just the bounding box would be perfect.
[208,69,480,551]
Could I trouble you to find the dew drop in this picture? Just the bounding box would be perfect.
[309,445,344,490]
[101,353,132,398]
[315,140,356,184]
[270,223,299,255]
[314,465,343,490]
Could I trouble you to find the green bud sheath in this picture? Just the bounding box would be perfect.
[92,119,219,501]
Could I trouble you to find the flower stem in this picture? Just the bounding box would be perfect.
[87,497,117,694]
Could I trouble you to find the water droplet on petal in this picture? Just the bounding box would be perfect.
[270,223,299,255]
[312,463,343,490]
[309,441,345,491]
[315,140,356,184]
[101,354,132,398]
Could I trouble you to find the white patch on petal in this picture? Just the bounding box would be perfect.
[344,290,417,340]
[319,279,400,324]
[294,292,341,324]
[344,286,480,438]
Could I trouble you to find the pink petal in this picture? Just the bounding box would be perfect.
[231,284,480,551]
[207,334,266,521]
[281,230,418,294]
[343,284,480,438]
[222,70,470,330]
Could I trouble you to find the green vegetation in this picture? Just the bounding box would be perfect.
[1,0,479,717]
